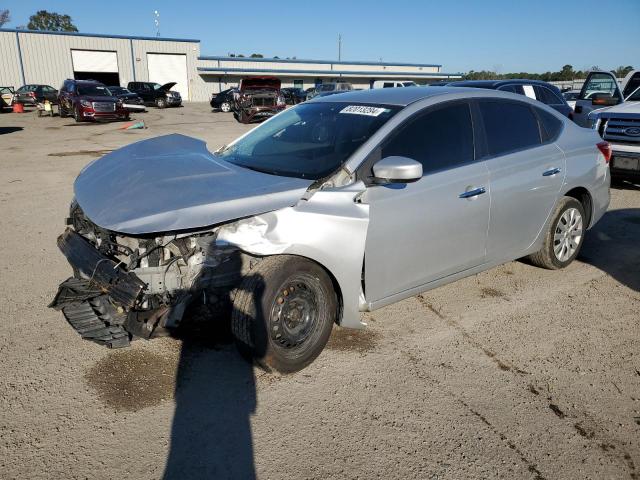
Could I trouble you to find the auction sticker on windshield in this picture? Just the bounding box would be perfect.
[340,105,390,117]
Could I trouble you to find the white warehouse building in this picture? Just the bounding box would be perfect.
[0,28,461,102]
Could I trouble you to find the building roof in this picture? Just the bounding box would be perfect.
[197,67,461,79]
[0,28,199,43]
[198,56,442,68]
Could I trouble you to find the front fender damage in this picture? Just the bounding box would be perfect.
[217,187,370,329]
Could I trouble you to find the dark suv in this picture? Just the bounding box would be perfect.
[127,82,182,108]
[445,79,572,118]
[58,79,129,123]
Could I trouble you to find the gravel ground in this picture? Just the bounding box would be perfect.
[1,104,639,480]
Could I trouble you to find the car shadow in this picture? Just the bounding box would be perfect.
[162,272,266,480]
[0,127,23,135]
[579,208,640,292]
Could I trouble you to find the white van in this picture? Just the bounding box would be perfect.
[372,80,418,89]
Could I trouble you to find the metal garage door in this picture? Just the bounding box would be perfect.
[147,53,189,101]
[71,50,120,85]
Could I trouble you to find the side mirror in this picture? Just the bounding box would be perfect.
[372,156,423,184]
[591,93,619,107]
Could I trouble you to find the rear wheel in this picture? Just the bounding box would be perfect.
[231,255,337,373]
[528,196,586,269]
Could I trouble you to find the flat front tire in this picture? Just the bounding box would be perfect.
[528,196,586,269]
[231,255,337,373]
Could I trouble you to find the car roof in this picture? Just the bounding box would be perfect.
[311,86,471,106]
[447,79,558,88]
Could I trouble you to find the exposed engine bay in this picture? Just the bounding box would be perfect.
[49,203,258,347]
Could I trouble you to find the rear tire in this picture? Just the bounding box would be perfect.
[528,196,586,269]
[231,255,337,373]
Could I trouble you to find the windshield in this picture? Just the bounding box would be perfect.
[318,84,336,92]
[152,83,163,90]
[219,102,399,179]
[108,87,126,95]
[403,82,417,87]
[77,85,110,96]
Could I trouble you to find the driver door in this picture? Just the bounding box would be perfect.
[362,101,490,304]
[573,71,623,127]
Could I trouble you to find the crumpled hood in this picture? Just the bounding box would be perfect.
[160,82,177,91]
[596,100,640,118]
[74,134,313,235]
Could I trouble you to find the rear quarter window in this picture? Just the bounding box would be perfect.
[479,100,541,157]
[534,108,564,142]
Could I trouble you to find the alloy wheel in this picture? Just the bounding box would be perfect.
[553,207,583,262]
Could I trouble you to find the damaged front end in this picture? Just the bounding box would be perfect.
[49,204,257,348]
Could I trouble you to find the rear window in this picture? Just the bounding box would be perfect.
[534,85,564,105]
[535,108,564,142]
[479,101,541,156]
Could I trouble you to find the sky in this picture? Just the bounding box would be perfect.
[2,0,638,74]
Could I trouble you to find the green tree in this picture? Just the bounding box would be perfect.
[27,10,78,32]
[614,65,634,77]
[250,53,264,58]
[0,9,10,27]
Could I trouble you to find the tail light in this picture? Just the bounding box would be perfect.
[597,141,611,164]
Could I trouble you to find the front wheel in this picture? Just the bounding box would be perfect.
[73,107,83,123]
[220,101,231,112]
[231,255,337,373]
[155,97,167,108]
[528,197,586,269]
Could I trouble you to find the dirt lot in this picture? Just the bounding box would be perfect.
[1,104,639,480]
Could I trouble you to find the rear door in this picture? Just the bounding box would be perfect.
[573,72,623,127]
[479,99,566,261]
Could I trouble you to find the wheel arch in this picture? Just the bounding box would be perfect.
[563,186,593,227]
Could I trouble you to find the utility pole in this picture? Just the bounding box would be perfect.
[338,34,342,61]
[154,10,160,37]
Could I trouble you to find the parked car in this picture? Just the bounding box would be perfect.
[234,76,286,123]
[372,80,418,88]
[307,82,353,99]
[50,87,609,373]
[106,86,145,111]
[563,90,580,110]
[58,79,129,123]
[127,82,182,108]
[210,88,237,112]
[0,86,14,111]
[12,84,58,106]
[281,87,307,104]
[579,70,640,182]
[446,79,573,118]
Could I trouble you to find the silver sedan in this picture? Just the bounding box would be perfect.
[51,87,610,373]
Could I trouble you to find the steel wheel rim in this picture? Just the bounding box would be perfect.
[269,274,320,349]
[553,207,583,262]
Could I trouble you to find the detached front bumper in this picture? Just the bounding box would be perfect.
[49,229,169,348]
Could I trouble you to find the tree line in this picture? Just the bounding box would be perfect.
[464,64,635,81]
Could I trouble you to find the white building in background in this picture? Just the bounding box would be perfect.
[0,28,461,101]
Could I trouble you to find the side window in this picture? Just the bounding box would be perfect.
[534,85,564,105]
[498,85,517,93]
[623,72,640,98]
[579,73,621,101]
[534,107,563,142]
[383,82,394,88]
[381,103,474,175]
[479,100,541,156]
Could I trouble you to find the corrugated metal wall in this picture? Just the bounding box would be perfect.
[18,32,133,89]
[0,32,24,89]
[0,30,207,101]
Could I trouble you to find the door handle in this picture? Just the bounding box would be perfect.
[542,167,562,177]
[459,186,486,199]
